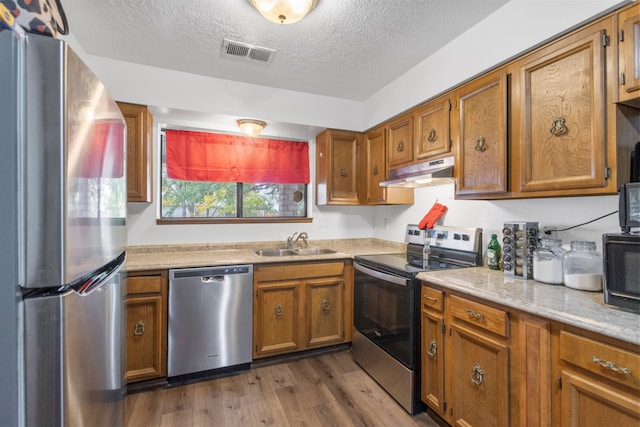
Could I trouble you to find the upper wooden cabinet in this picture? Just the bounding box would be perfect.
[454,69,508,197]
[617,3,640,105]
[316,129,360,205]
[511,20,611,194]
[387,113,414,168]
[414,95,452,161]
[360,126,413,205]
[117,102,153,203]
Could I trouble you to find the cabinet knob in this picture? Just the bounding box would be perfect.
[470,363,484,385]
[134,320,145,336]
[549,116,568,136]
[322,298,330,312]
[427,128,437,142]
[427,339,437,357]
[340,167,348,177]
[474,136,487,152]
[372,165,379,176]
[397,140,404,152]
[275,304,283,317]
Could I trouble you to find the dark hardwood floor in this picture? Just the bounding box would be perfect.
[126,349,441,426]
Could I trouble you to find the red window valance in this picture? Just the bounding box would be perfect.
[165,130,310,184]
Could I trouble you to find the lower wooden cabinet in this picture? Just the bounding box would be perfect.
[125,270,167,383]
[421,282,640,427]
[447,295,510,427]
[559,330,640,427]
[253,260,353,359]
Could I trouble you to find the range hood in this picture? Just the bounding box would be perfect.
[379,156,454,188]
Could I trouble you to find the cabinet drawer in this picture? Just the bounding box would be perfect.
[560,331,640,391]
[448,294,508,337]
[421,286,443,312]
[127,275,163,295]
[257,262,344,282]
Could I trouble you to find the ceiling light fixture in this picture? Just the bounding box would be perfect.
[248,0,318,25]
[237,119,267,137]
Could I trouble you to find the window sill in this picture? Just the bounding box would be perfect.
[157,217,313,225]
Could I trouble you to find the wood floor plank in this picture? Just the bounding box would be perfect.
[126,349,441,427]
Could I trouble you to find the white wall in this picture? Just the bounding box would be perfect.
[63,0,631,247]
[372,184,620,253]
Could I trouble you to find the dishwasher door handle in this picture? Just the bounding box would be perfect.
[201,275,225,283]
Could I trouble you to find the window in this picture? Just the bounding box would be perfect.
[159,130,309,222]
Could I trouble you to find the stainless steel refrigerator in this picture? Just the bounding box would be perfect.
[0,30,127,426]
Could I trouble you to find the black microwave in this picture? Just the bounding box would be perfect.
[602,233,640,312]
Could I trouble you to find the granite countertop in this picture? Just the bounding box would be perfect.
[125,238,405,271]
[417,267,640,346]
[126,239,638,347]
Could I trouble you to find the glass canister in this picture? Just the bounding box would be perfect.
[533,239,566,285]
[562,241,603,291]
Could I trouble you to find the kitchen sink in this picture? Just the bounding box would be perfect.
[292,247,337,255]
[252,247,337,257]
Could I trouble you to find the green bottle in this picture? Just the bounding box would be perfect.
[487,234,501,270]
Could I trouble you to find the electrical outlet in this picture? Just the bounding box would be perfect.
[383,218,389,230]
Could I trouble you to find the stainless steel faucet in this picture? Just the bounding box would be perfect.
[287,232,309,248]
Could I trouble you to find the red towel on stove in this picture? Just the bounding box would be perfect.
[418,202,448,229]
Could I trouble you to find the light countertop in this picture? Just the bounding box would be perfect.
[418,267,640,346]
[125,240,638,347]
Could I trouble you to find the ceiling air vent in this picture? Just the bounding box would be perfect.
[222,39,276,63]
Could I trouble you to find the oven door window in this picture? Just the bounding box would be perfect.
[354,267,414,368]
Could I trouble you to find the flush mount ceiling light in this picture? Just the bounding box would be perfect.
[248,0,318,25]
[237,119,267,137]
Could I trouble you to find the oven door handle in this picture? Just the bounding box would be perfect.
[354,262,409,286]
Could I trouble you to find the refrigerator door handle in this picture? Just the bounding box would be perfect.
[72,251,125,295]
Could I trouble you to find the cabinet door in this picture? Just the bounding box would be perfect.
[618,5,640,103]
[421,307,446,418]
[117,102,152,203]
[362,127,387,204]
[516,24,608,192]
[449,322,509,427]
[387,114,414,168]
[560,370,640,427]
[316,130,359,205]
[306,278,344,347]
[455,70,508,196]
[254,281,301,357]
[414,97,451,161]
[126,294,164,382]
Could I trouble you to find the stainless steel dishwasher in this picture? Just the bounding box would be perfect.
[168,265,253,378]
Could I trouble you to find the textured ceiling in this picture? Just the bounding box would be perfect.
[62,0,509,101]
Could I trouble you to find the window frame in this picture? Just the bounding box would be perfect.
[156,131,312,225]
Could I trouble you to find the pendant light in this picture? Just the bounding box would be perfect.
[248,0,318,25]
[237,119,267,137]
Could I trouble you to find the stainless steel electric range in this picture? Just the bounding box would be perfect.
[352,224,483,414]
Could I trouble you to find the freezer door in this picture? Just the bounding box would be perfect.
[21,34,126,288]
[23,272,125,427]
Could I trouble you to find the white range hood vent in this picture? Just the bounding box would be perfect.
[380,156,454,188]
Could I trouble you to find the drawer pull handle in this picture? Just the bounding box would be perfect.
[427,339,437,357]
[322,298,330,312]
[275,304,283,317]
[464,308,485,320]
[134,320,145,336]
[424,295,438,303]
[591,356,632,375]
[470,363,484,386]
